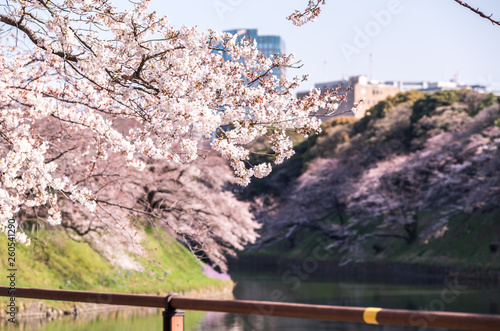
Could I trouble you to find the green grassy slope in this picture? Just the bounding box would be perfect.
[252,210,500,271]
[0,228,230,312]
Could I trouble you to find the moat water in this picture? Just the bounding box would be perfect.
[4,271,500,330]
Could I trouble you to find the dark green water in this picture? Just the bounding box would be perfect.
[3,271,500,330]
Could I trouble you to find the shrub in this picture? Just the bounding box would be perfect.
[353,91,423,135]
[481,93,497,109]
[411,90,460,124]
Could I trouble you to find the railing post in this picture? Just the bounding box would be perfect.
[163,293,185,331]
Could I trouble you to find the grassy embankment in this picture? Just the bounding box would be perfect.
[242,90,500,271]
[0,227,231,312]
[253,210,500,270]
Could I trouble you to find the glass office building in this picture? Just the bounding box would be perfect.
[223,29,286,79]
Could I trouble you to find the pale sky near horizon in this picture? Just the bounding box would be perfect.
[120,0,500,92]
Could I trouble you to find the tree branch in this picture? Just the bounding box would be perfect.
[453,0,500,26]
[0,14,79,62]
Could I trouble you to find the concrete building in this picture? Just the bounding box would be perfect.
[392,80,484,93]
[298,75,400,119]
[299,75,491,120]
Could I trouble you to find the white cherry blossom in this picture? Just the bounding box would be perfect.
[0,0,347,249]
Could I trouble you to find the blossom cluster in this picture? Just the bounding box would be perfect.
[287,0,326,26]
[0,0,345,244]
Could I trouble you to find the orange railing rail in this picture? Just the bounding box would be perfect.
[1,286,500,331]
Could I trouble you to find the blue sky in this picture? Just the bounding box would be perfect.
[123,0,500,92]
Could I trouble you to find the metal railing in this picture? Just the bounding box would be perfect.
[1,286,500,331]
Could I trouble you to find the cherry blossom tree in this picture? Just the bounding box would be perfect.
[0,0,351,267]
[248,91,499,256]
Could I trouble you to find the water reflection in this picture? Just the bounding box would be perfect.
[190,312,423,331]
[1,307,162,331]
[187,272,500,331]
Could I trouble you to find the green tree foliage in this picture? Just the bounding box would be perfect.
[482,93,497,109]
[459,90,497,116]
[353,90,423,134]
[410,90,460,124]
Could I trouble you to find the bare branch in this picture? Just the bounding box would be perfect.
[453,0,500,26]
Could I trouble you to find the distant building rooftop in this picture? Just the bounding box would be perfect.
[299,75,400,119]
[298,75,493,119]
